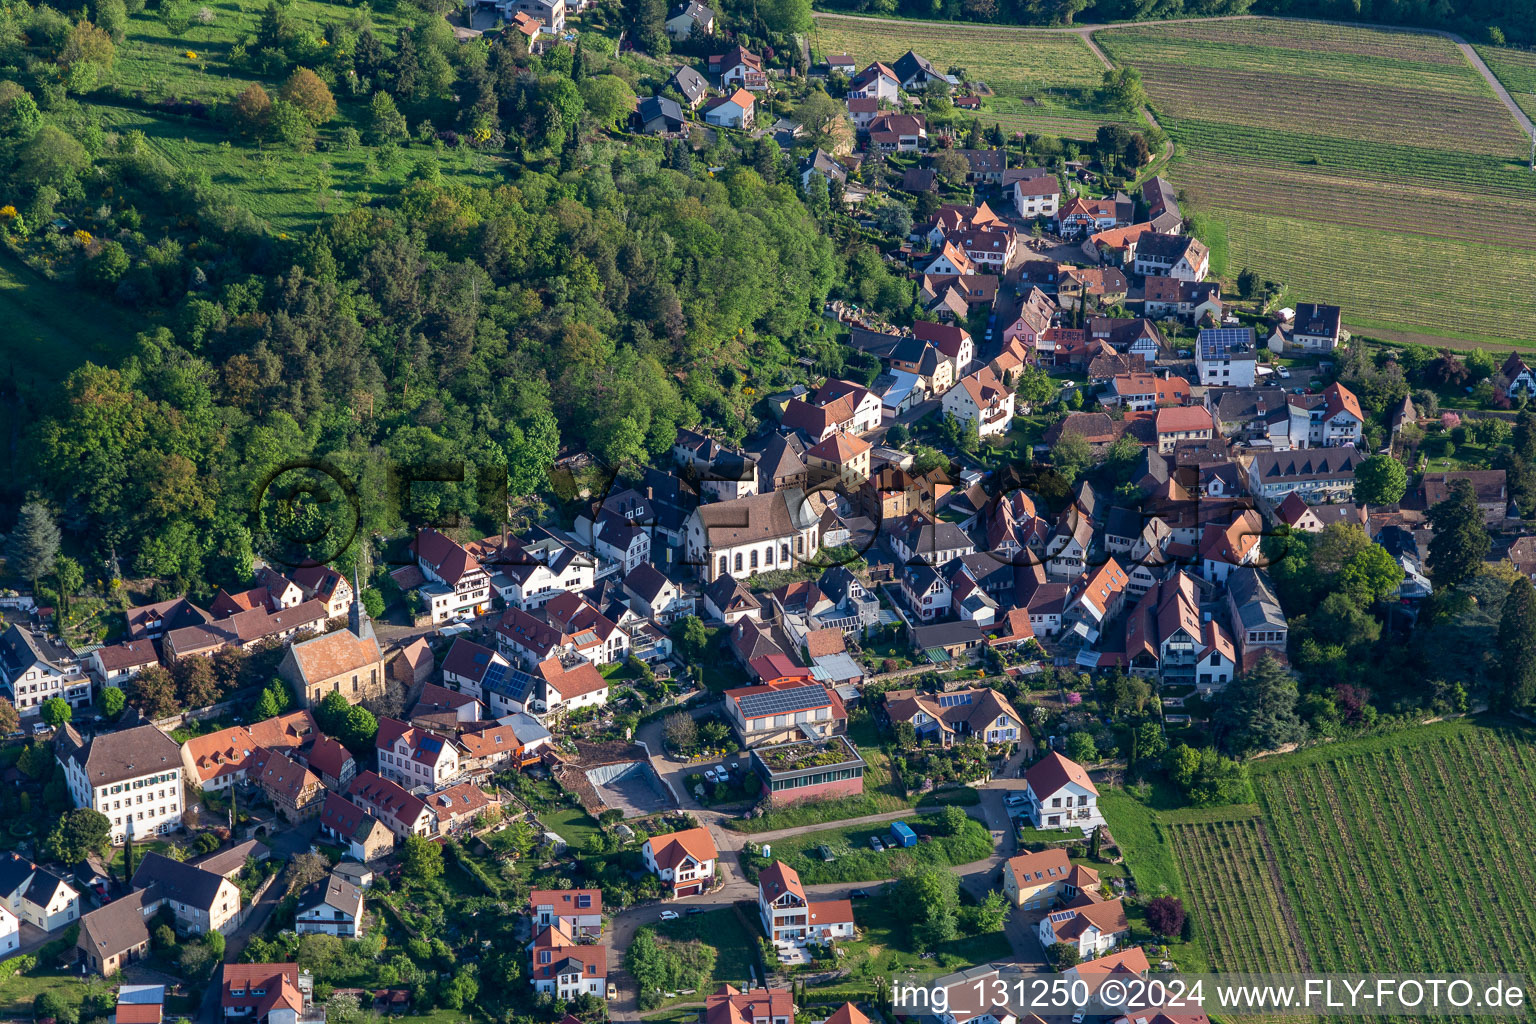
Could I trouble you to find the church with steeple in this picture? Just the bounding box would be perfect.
[278,567,387,708]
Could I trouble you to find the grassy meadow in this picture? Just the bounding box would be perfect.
[811,16,1137,140]
[1096,18,1536,348]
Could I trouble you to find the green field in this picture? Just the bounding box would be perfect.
[1163,719,1536,991]
[747,815,993,884]
[1477,45,1536,121]
[0,247,146,385]
[1097,18,1536,348]
[811,16,1137,139]
[654,905,763,993]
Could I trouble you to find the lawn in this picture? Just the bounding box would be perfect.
[810,883,1012,983]
[0,246,147,388]
[744,816,993,884]
[1095,18,1536,348]
[811,16,1136,140]
[1160,717,1536,986]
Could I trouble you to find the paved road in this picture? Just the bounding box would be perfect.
[607,739,1047,1019]
[196,821,322,1024]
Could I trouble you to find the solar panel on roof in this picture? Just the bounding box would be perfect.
[736,684,830,719]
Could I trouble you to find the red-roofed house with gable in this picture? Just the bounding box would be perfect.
[529,922,608,999]
[1308,381,1365,447]
[1154,405,1214,453]
[221,963,318,1024]
[704,984,794,1024]
[943,366,1015,438]
[1002,848,1099,909]
[757,861,855,949]
[409,528,493,624]
[529,889,603,936]
[642,827,718,897]
[375,718,461,790]
[346,771,435,838]
[1038,894,1130,959]
[1020,751,1102,831]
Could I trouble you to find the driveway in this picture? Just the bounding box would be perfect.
[197,821,321,1024]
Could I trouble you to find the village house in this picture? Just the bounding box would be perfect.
[757,861,855,948]
[1105,373,1189,412]
[805,430,873,489]
[533,658,611,716]
[866,113,927,153]
[376,718,462,792]
[623,562,690,623]
[296,872,364,937]
[1038,895,1130,959]
[87,639,159,686]
[725,673,846,746]
[319,791,396,862]
[250,747,325,823]
[125,597,211,641]
[889,512,975,566]
[703,574,762,624]
[943,366,1015,438]
[710,46,766,90]
[58,718,183,843]
[529,922,607,1000]
[1122,572,1235,692]
[1246,446,1361,503]
[220,962,320,1024]
[529,889,603,936]
[1012,173,1061,218]
[1130,232,1209,281]
[704,986,793,1024]
[883,686,1027,747]
[1195,327,1260,387]
[664,0,713,39]
[846,62,900,102]
[1422,470,1509,525]
[1155,406,1215,453]
[1503,353,1536,398]
[410,528,494,623]
[77,891,156,977]
[162,600,329,661]
[1271,302,1345,353]
[1227,567,1288,672]
[703,88,756,128]
[179,710,319,792]
[0,624,91,715]
[0,853,80,932]
[1019,751,1101,831]
[131,852,243,937]
[288,566,354,619]
[346,771,437,838]
[892,49,943,91]
[1001,848,1099,910]
[642,827,718,897]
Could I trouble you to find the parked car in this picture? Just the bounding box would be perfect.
[869,837,885,852]
[659,910,679,921]
[850,889,870,899]
[686,907,705,915]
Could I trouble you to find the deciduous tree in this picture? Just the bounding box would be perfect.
[1353,454,1408,505]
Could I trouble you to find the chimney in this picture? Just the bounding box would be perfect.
[646,486,653,500]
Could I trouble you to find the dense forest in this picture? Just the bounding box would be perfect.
[0,0,850,594]
[815,0,1534,45]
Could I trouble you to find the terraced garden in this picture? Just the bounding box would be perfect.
[811,17,1137,139]
[1097,18,1536,347]
[1169,720,1536,998]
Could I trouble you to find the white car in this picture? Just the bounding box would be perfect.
[659,910,679,921]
